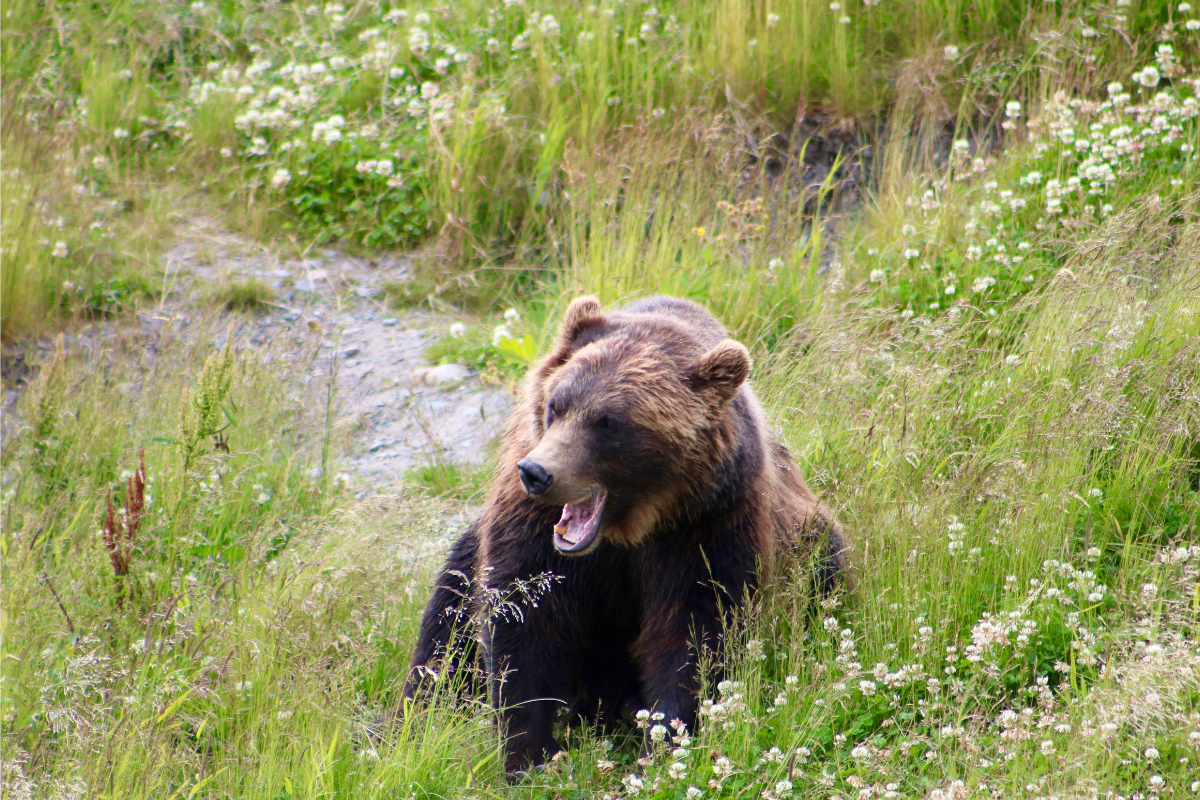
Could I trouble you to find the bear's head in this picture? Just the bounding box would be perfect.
[517,296,752,556]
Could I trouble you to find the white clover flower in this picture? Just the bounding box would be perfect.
[1005,354,1020,366]
[650,724,668,742]
[539,14,561,36]
[713,756,734,778]
[1187,19,1200,29]
[829,1,841,9]
[943,284,956,296]
[858,680,877,696]
[1146,746,1160,760]
[869,269,885,283]
[414,11,431,25]
[902,223,916,236]
[272,168,292,188]
[623,774,645,795]
[503,307,521,323]
[1135,67,1161,88]
[1040,740,1055,755]
[449,322,466,338]
[747,639,766,660]
[767,12,780,26]
[1005,101,1021,118]
[775,780,793,798]
[972,276,995,292]
[966,245,982,261]
[904,248,919,260]
[492,325,512,346]
[839,16,851,23]
[322,128,342,144]
[668,762,687,780]
[1142,583,1158,600]
[113,127,131,139]
[51,241,69,258]
[1180,2,1193,10]
[421,81,440,99]
[687,788,702,799]
[944,45,960,60]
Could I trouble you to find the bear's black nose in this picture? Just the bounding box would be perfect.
[517,458,554,495]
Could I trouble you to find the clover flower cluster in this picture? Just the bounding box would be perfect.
[699,679,749,730]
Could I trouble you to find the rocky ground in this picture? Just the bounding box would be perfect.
[2,219,514,499]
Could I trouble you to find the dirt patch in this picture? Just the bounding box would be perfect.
[4,219,514,498]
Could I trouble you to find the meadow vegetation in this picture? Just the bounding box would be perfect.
[3,0,1199,798]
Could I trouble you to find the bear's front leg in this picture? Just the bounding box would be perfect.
[484,614,566,774]
[631,537,758,735]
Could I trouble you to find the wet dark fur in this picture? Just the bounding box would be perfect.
[404,296,846,774]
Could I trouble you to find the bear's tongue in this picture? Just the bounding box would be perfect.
[553,493,606,553]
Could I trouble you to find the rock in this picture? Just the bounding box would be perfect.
[294,279,313,292]
[369,438,390,452]
[382,318,399,327]
[342,346,361,359]
[413,363,470,386]
[354,287,376,298]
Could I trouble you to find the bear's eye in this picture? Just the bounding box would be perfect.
[596,416,617,432]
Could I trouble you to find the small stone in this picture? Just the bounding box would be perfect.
[342,346,361,358]
[294,279,313,292]
[381,318,399,327]
[354,287,376,298]
[413,363,470,386]
[273,269,292,278]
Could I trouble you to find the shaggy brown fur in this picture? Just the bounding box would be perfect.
[405,296,846,774]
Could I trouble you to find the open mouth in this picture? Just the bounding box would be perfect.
[553,492,607,554]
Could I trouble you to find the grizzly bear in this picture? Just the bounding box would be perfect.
[404,296,845,774]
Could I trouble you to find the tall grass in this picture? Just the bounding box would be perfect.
[4,0,1200,797]
[4,0,1192,335]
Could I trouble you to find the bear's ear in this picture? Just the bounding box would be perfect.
[688,339,751,406]
[555,295,607,350]
[523,296,609,415]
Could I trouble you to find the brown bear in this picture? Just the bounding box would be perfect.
[404,296,846,774]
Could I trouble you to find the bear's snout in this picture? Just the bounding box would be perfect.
[517,458,554,496]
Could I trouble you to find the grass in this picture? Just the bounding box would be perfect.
[3,0,1200,798]
[206,279,276,312]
